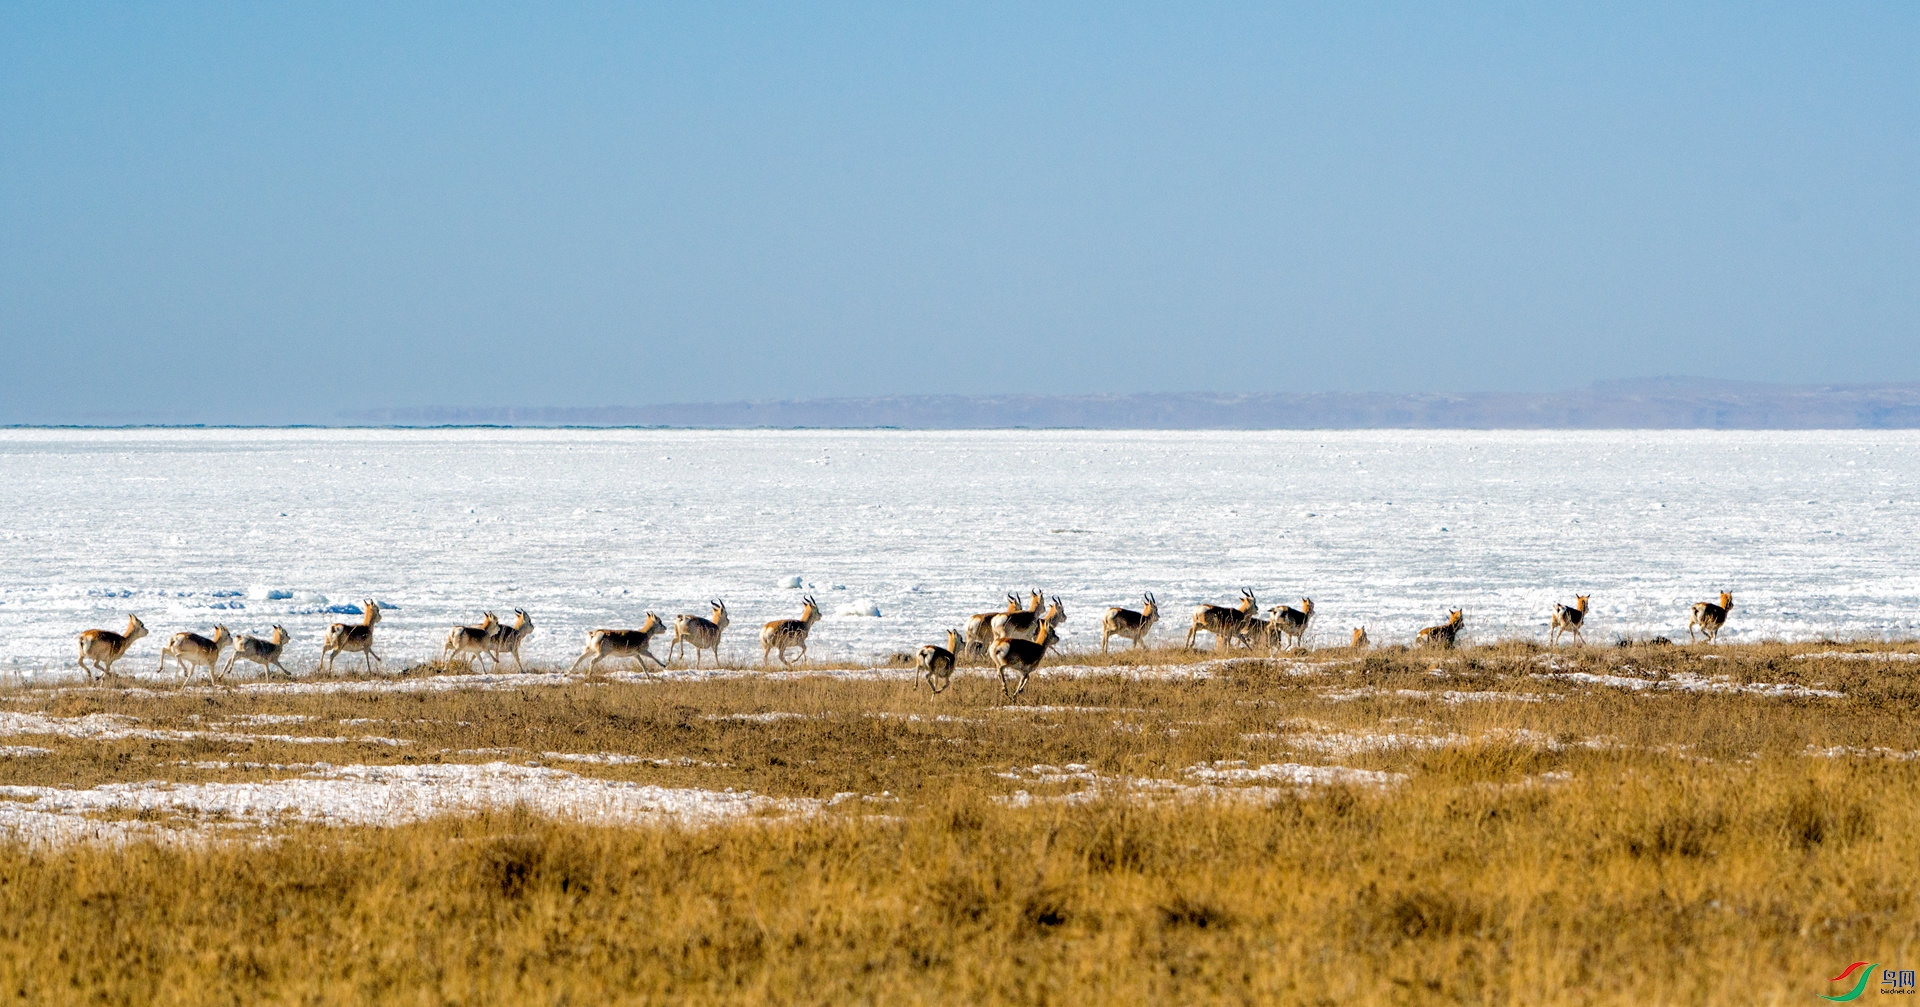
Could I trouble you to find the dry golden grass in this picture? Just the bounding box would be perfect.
[0,639,1914,1004]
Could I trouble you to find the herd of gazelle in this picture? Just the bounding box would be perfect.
[73,590,1739,695]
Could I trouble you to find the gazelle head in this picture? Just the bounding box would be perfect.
[363,601,383,626]
[1036,624,1059,648]
[1575,595,1590,613]
[269,625,289,645]
[482,612,500,631]
[125,615,149,643]
[1352,627,1370,648]
[1045,595,1066,625]
[513,608,531,628]
[212,625,232,646]
[947,628,963,651]
[641,612,663,634]
[1142,592,1157,616]
[709,599,729,626]
[1299,598,1314,615]
[801,595,821,622]
[1447,609,1464,627]
[1004,594,1021,613]
[1027,590,1045,612]
[1238,589,1257,613]
[1719,592,1733,610]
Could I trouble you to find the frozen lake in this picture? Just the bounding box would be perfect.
[3,428,1917,679]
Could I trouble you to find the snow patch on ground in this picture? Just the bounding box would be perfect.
[0,761,816,846]
[1793,651,1920,663]
[0,711,411,747]
[1536,670,1843,698]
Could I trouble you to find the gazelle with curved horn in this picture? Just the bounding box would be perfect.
[1187,589,1257,651]
[487,608,535,670]
[670,600,730,667]
[761,595,823,667]
[992,594,1066,644]
[1101,593,1159,652]
[321,600,385,674]
[76,615,147,682]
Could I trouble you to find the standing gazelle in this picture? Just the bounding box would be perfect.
[761,596,823,666]
[1266,598,1315,651]
[1101,593,1159,652]
[224,626,293,679]
[321,600,384,674]
[487,609,535,670]
[160,625,232,681]
[1417,609,1466,649]
[991,624,1059,701]
[1550,595,1590,646]
[671,600,730,667]
[916,629,962,693]
[76,615,147,681]
[1187,589,1257,650]
[572,613,668,673]
[1689,592,1733,643]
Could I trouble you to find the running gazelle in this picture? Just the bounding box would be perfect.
[76,615,147,681]
[761,596,823,667]
[1689,592,1733,643]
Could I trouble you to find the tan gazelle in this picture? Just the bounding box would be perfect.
[76,614,147,681]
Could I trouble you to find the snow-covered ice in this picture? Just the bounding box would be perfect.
[6,428,1920,680]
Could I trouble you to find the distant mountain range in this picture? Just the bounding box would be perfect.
[345,379,1920,430]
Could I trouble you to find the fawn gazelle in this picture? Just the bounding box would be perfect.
[992,594,1065,644]
[1689,592,1733,643]
[1101,593,1159,652]
[991,624,1059,702]
[442,612,499,668]
[671,600,730,667]
[159,625,232,681]
[321,600,384,674]
[1417,609,1465,649]
[916,629,962,693]
[1187,589,1257,650]
[76,615,147,681]
[223,625,292,678]
[1550,595,1590,646]
[761,596,823,667]
[572,613,668,673]
[1266,598,1315,651]
[962,594,1023,660]
[486,609,535,670]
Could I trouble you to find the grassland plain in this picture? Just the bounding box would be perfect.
[0,641,1912,1005]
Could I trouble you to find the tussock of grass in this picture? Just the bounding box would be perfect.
[0,640,1913,1003]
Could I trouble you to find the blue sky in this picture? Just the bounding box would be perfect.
[1,3,1914,422]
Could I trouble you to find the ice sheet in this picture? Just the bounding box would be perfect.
[5,428,1919,679]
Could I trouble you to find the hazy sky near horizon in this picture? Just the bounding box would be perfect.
[2,3,1915,422]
